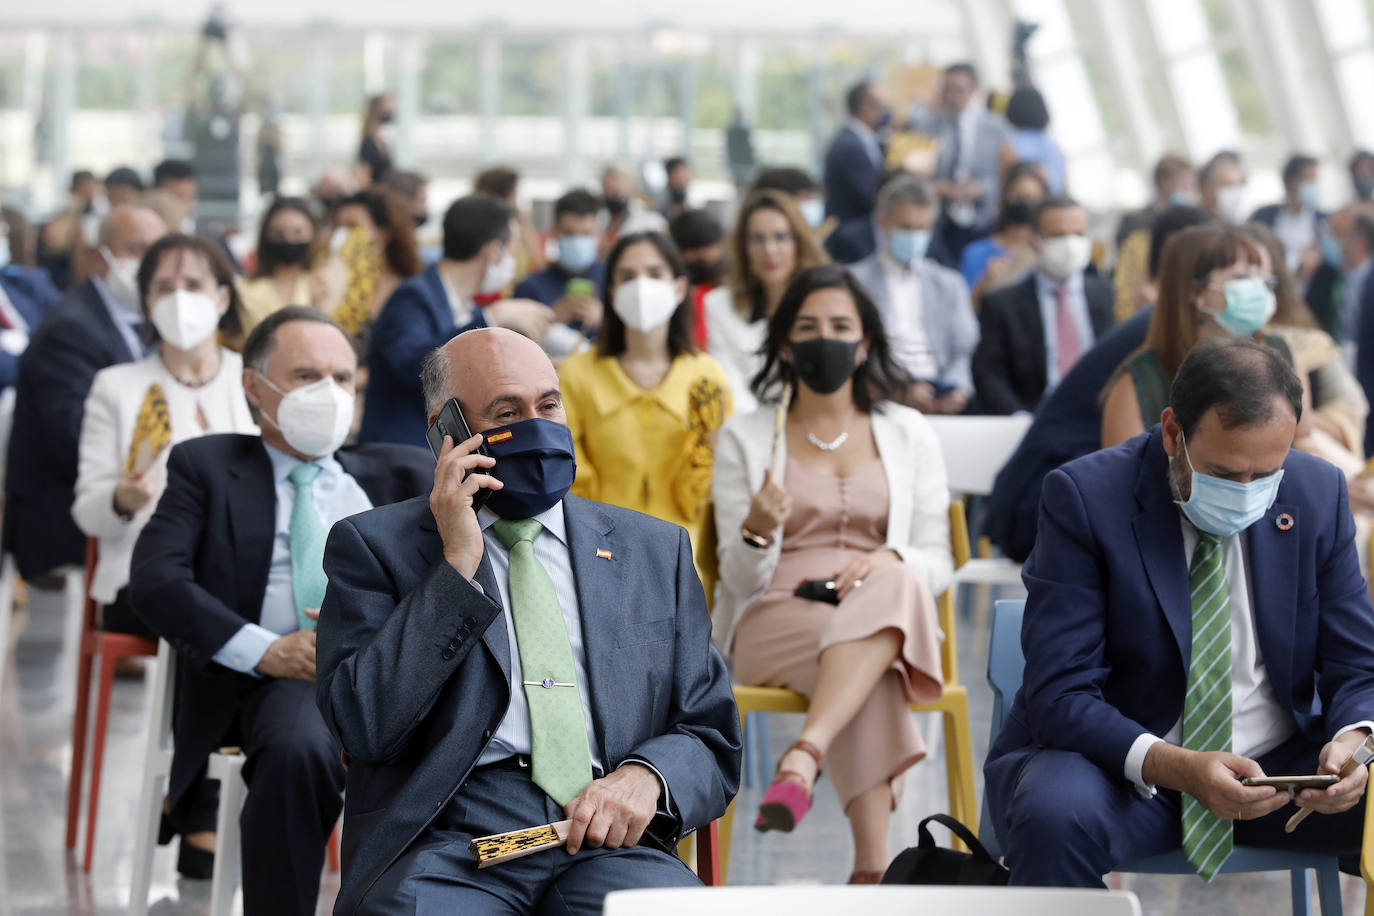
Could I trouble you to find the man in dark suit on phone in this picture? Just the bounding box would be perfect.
[985,338,1374,887]
[315,327,740,914]
[972,196,1113,414]
[130,307,432,915]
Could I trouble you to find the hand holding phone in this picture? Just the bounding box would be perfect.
[793,578,841,605]
[427,398,502,579]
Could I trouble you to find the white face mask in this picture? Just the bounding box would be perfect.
[1216,184,1248,225]
[99,246,143,315]
[479,252,517,295]
[258,374,355,458]
[612,277,679,331]
[150,289,222,350]
[1039,234,1093,280]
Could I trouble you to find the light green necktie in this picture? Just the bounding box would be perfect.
[490,518,594,806]
[1180,531,1235,881]
[288,463,327,632]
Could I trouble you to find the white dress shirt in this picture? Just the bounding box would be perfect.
[439,268,476,328]
[1273,207,1317,275]
[474,501,605,770]
[212,444,373,673]
[90,274,146,360]
[1034,271,1096,391]
[878,252,939,381]
[1124,515,1374,797]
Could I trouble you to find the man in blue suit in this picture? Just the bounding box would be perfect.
[823,80,890,230]
[3,204,164,585]
[131,307,433,909]
[986,338,1374,887]
[357,194,553,449]
[316,327,740,914]
[0,247,61,390]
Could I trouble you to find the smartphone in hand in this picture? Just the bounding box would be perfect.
[1241,775,1340,790]
[426,397,493,512]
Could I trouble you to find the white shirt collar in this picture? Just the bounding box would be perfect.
[479,500,569,546]
[264,441,344,485]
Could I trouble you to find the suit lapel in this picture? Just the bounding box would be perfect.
[1022,277,1048,387]
[562,495,623,764]
[1131,433,1192,666]
[226,441,277,619]
[80,281,139,361]
[1245,499,1298,711]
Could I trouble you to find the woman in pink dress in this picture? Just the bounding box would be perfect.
[713,264,953,883]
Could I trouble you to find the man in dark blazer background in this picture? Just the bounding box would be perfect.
[357,194,552,450]
[130,307,432,915]
[972,196,1113,414]
[3,204,164,589]
[986,338,1374,887]
[316,327,740,914]
[823,80,890,229]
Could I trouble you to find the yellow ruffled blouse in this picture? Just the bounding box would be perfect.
[558,349,733,599]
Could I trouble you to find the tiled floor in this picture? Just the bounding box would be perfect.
[0,580,1364,914]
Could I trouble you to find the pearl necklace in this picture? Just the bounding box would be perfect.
[805,409,854,452]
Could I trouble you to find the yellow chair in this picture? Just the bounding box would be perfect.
[716,500,976,881]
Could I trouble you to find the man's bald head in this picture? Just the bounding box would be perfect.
[422,327,564,433]
[94,204,167,277]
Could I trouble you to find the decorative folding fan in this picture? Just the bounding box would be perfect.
[125,383,172,476]
[468,819,572,869]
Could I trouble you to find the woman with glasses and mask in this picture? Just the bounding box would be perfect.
[559,231,732,592]
[712,264,950,884]
[1101,224,1299,449]
[958,162,1049,302]
[705,190,827,415]
[72,234,258,874]
[240,197,318,334]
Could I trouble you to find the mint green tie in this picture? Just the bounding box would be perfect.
[288,464,327,632]
[1180,531,1234,881]
[490,518,593,806]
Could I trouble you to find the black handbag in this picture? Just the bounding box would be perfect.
[880,813,1010,886]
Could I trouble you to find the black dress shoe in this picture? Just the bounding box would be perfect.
[177,839,214,881]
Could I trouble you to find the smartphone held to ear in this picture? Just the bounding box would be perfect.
[426,397,493,512]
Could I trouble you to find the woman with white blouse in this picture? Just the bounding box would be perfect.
[73,233,259,637]
[704,189,827,413]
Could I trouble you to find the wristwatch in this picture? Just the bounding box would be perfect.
[740,526,772,549]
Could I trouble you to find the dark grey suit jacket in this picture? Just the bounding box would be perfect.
[315,493,741,914]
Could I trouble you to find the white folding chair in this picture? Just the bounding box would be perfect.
[129,639,177,916]
[603,886,1142,916]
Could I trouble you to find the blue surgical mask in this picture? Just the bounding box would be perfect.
[800,198,826,229]
[1168,190,1200,207]
[0,237,9,269]
[557,235,598,274]
[1175,433,1284,538]
[482,417,578,519]
[1202,276,1276,337]
[887,228,931,266]
[1298,181,1320,211]
[1321,233,1345,269]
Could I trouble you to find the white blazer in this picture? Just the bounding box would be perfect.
[711,401,953,652]
[73,349,258,604]
[704,287,768,416]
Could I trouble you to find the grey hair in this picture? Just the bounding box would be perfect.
[877,174,937,216]
[420,346,453,418]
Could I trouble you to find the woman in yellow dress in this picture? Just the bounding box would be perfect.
[559,231,732,591]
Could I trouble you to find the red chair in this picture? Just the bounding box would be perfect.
[65,538,157,871]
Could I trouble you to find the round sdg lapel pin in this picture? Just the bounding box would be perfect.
[1275,513,1294,531]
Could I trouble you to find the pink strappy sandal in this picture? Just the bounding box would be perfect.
[755,739,823,833]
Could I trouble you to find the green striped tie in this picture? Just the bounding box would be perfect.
[490,518,594,806]
[1180,531,1235,881]
[288,464,327,632]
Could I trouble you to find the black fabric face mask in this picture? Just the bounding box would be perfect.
[262,239,311,266]
[413,211,429,228]
[604,196,629,216]
[1002,200,1035,225]
[790,337,861,395]
[684,260,722,286]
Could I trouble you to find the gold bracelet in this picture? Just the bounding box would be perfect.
[741,526,772,549]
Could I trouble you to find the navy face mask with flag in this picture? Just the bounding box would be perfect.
[483,417,578,519]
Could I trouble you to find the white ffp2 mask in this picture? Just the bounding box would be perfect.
[258,374,355,458]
